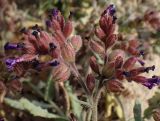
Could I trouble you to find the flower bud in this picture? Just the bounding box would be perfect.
[120,42,128,51]
[89,40,105,55]
[51,19,61,30]
[0,81,6,103]
[105,34,117,49]
[123,57,142,71]
[106,79,124,93]
[61,43,75,63]
[22,41,37,54]
[52,62,70,82]
[114,56,123,69]
[86,74,95,93]
[95,27,106,40]
[130,76,147,84]
[115,69,124,80]
[49,42,61,58]
[70,35,82,52]
[63,20,73,38]
[153,109,160,121]
[108,49,125,62]
[102,61,115,78]
[89,56,100,74]
[129,39,140,48]
[54,30,66,46]
[127,46,140,56]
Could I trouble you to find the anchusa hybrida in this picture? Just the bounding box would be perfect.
[88,4,160,95]
[2,8,83,105]
[4,9,82,83]
[2,4,160,121]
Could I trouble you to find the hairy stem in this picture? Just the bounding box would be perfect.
[59,82,70,115]
[92,86,105,121]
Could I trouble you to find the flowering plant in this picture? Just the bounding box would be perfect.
[0,3,160,121]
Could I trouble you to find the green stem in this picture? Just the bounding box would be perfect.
[59,82,70,115]
[92,86,105,121]
[87,108,92,121]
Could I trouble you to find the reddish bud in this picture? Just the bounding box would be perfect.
[63,20,73,38]
[51,19,61,30]
[89,56,100,74]
[115,56,123,69]
[102,61,115,78]
[70,35,82,52]
[108,49,125,62]
[54,30,66,46]
[120,42,128,51]
[99,16,113,34]
[61,43,75,63]
[105,34,117,49]
[95,27,106,40]
[130,76,147,84]
[52,63,70,82]
[89,40,105,55]
[106,79,124,93]
[127,46,140,56]
[129,39,140,48]
[22,40,37,54]
[86,74,95,93]
[123,57,142,71]
[115,69,124,80]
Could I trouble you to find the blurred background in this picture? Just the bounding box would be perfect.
[0,0,160,121]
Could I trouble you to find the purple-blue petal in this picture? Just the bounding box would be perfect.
[4,42,18,50]
[49,60,60,66]
[52,8,59,17]
[5,58,17,70]
[107,4,116,16]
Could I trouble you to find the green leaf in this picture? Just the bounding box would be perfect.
[4,97,68,120]
[144,92,160,119]
[45,75,54,101]
[65,82,82,119]
[133,100,142,121]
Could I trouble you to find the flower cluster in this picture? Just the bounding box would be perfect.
[4,8,82,82]
[88,4,160,93]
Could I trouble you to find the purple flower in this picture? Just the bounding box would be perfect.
[144,77,160,89]
[4,42,24,50]
[49,43,57,49]
[4,42,18,50]
[143,82,154,89]
[5,58,17,70]
[52,8,59,17]
[106,4,116,16]
[49,60,60,66]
